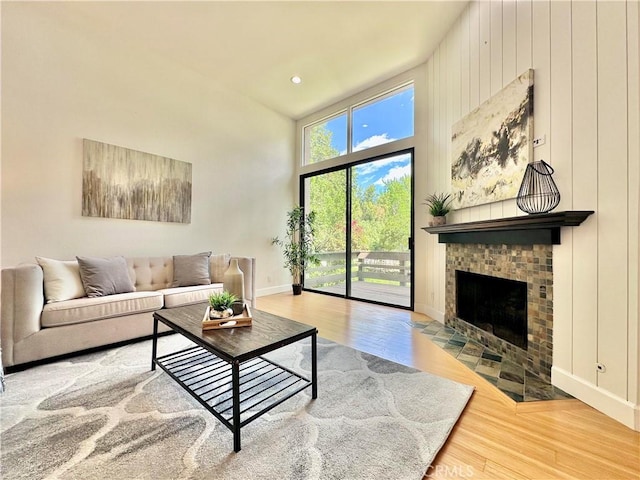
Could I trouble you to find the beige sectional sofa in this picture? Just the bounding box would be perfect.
[1,254,255,370]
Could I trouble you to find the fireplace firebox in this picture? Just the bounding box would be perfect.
[456,270,528,350]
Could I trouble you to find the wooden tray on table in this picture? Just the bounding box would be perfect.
[202,305,253,330]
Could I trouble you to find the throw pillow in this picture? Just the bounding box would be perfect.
[76,256,136,297]
[172,252,212,287]
[210,253,231,283]
[36,256,86,303]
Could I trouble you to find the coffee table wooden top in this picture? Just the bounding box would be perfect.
[153,303,317,363]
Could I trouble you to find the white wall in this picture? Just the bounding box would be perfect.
[1,3,297,293]
[422,0,639,430]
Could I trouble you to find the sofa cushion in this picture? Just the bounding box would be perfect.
[36,256,86,303]
[41,291,164,328]
[77,256,136,297]
[159,283,223,308]
[172,252,211,287]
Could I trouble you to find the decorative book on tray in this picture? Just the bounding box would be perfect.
[202,305,252,330]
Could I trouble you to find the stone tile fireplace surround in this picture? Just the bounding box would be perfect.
[445,243,553,381]
[424,211,593,384]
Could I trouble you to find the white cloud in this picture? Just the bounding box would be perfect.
[357,152,410,176]
[374,164,411,186]
[353,133,395,152]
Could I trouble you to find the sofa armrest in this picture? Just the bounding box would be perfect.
[1,264,45,367]
[231,256,256,308]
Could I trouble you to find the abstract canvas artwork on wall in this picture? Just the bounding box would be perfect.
[451,69,534,209]
[82,139,192,223]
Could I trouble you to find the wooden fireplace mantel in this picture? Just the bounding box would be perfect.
[422,210,594,245]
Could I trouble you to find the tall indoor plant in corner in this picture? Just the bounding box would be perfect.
[272,206,319,295]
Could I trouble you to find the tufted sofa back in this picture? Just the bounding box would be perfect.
[125,254,241,292]
[127,256,174,291]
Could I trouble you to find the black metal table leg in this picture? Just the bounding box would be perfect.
[151,316,158,371]
[232,360,241,452]
[311,331,318,399]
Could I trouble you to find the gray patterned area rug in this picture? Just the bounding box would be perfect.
[1,334,473,480]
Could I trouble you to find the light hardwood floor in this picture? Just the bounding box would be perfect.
[256,292,640,480]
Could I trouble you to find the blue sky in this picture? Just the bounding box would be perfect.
[355,153,412,192]
[325,86,414,191]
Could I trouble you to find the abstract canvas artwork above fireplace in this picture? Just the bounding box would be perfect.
[446,243,553,382]
[450,69,534,209]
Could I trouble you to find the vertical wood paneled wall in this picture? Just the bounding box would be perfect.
[423,0,639,427]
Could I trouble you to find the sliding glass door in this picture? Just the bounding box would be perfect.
[302,151,413,309]
[304,169,347,296]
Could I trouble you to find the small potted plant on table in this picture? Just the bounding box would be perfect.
[208,291,238,319]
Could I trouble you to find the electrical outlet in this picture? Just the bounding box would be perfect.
[533,135,546,148]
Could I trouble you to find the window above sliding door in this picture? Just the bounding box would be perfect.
[302,83,414,166]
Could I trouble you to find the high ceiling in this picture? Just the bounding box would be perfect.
[24,1,468,119]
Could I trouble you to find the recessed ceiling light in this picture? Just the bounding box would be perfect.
[290,75,302,84]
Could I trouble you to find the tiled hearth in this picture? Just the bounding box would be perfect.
[410,318,571,401]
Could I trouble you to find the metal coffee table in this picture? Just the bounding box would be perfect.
[151,304,317,452]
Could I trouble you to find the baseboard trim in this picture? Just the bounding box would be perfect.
[413,303,427,315]
[552,366,639,432]
[416,304,444,323]
[256,285,291,297]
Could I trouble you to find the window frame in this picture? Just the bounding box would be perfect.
[350,83,414,153]
[303,110,348,165]
[301,81,414,167]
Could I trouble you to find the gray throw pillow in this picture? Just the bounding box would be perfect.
[76,256,136,298]
[172,252,212,287]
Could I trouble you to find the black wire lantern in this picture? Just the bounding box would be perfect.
[516,160,561,214]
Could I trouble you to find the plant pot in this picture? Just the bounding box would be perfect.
[292,284,303,295]
[209,307,233,319]
[429,216,446,227]
[231,301,245,316]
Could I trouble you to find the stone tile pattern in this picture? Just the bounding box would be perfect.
[414,319,571,402]
[445,243,553,382]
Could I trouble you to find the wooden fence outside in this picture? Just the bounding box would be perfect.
[305,251,411,288]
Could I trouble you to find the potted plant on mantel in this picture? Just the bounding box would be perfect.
[424,193,453,226]
[272,205,319,295]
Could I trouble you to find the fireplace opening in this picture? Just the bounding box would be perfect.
[456,270,528,350]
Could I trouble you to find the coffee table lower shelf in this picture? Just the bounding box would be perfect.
[155,345,312,448]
